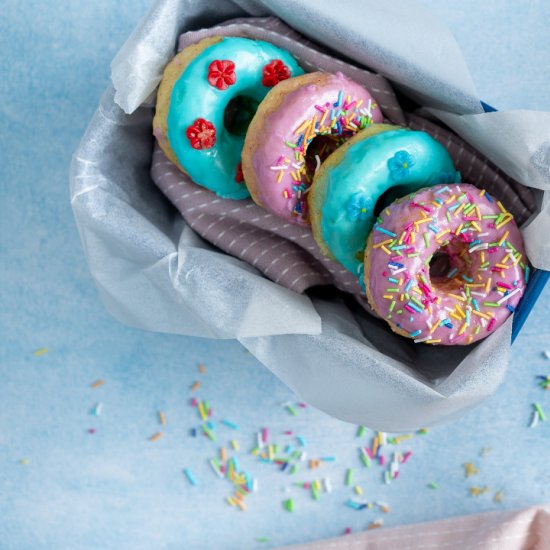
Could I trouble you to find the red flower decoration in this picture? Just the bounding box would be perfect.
[186,118,216,150]
[262,59,291,87]
[235,162,244,184]
[207,59,236,90]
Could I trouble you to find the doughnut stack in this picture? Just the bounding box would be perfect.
[153,36,529,345]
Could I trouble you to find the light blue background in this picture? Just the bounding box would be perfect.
[1,1,549,549]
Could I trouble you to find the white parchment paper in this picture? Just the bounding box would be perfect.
[71,0,550,430]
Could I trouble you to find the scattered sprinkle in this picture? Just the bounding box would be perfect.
[149,432,164,442]
[368,518,384,530]
[345,499,368,510]
[537,375,550,390]
[90,379,105,389]
[190,381,201,392]
[463,462,479,478]
[202,424,216,441]
[184,468,198,486]
[427,482,439,490]
[529,408,540,428]
[530,402,546,427]
[91,402,103,416]
[221,419,240,430]
[33,347,49,357]
[283,498,295,512]
[20,458,30,465]
[534,402,547,421]
[377,502,391,513]
[286,404,298,416]
[493,490,505,503]
[159,411,166,426]
[469,485,490,497]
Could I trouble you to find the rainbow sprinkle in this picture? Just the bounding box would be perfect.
[221,419,240,430]
[537,375,550,390]
[463,462,479,478]
[469,485,490,497]
[368,519,384,530]
[530,402,546,427]
[283,498,295,512]
[183,468,198,486]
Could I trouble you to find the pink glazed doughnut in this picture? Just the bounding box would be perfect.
[242,72,383,225]
[364,184,529,345]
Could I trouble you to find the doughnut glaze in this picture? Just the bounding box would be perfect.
[154,37,303,199]
[242,72,383,224]
[310,127,460,274]
[364,184,528,345]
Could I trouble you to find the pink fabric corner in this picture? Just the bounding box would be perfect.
[278,505,550,550]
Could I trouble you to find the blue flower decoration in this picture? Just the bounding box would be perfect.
[357,262,366,292]
[428,170,462,184]
[388,150,416,181]
[346,193,373,222]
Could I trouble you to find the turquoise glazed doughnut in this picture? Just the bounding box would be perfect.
[309,125,461,274]
[154,36,303,199]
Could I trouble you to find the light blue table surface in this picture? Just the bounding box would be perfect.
[1,1,549,549]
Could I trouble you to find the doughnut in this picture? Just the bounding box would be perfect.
[309,126,461,274]
[153,36,303,199]
[364,183,528,345]
[242,72,383,224]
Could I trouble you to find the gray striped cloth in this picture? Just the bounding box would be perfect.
[151,17,536,300]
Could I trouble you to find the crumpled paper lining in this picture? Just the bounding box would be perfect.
[71,87,322,339]
[428,108,550,268]
[241,300,512,431]
[71,0,549,430]
[111,0,243,114]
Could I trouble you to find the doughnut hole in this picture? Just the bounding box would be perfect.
[374,184,425,217]
[373,187,403,218]
[428,240,475,292]
[224,96,260,136]
[304,135,346,183]
[429,250,452,278]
